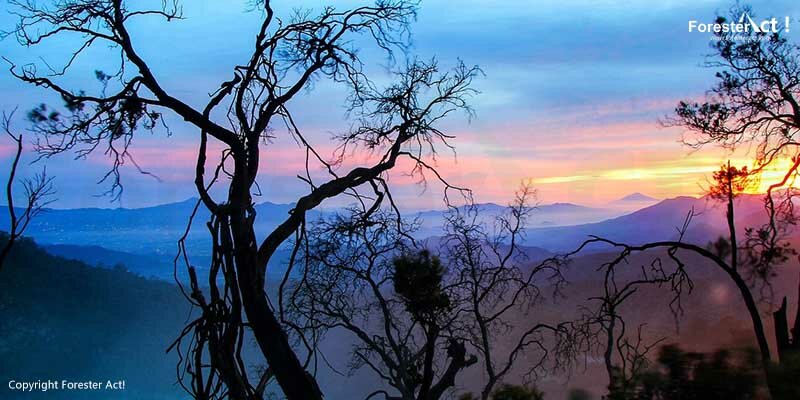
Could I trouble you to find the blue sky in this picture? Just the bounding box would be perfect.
[1,0,799,209]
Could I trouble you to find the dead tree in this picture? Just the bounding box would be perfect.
[570,217,694,399]
[287,185,577,400]
[657,4,800,396]
[569,160,799,400]
[5,1,479,399]
[287,205,474,400]
[0,110,55,271]
[772,283,800,363]
[441,185,578,400]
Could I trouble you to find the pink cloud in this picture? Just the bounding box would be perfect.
[62,99,741,208]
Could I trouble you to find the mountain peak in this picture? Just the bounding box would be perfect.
[474,202,505,208]
[617,192,657,202]
[542,202,588,210]
[549,202,580,207]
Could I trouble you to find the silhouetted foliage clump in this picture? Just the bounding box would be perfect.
[459,384,545,400]
[567,388,593,400]
[608,344,762,400]
[393,250,451,323]
[490,384,545,400]
[768,352,800,400]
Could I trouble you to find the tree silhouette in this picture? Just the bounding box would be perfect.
[567,388,593,400]
[487,384,544,400]
[458,384,544,400]
[570,214,692,399]
[572,161,793,397]
[572,4,800,397]
[0,110,55,272]
[393,250,451,326]
[617,344,762,400]
[288,186,577,400]
[5,1,479,399]
[443,186,579,399]
[666,4,800,397]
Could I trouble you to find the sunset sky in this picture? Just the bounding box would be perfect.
[1,0,799,209]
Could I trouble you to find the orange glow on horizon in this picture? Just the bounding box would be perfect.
[745,157,800,195]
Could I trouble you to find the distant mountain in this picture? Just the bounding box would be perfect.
[0,198,307,258]
[416,202,506,216]
[414,201,625,239]
[615,192,658,202]
[538,202,597,212]
[522,194,774,252]
[42,241,295,283]
[418,202,598,215]
[0,195,656,258]
[3,194,773,258]
[43,244,175,280]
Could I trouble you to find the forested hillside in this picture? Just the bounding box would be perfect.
[0,236,189,399]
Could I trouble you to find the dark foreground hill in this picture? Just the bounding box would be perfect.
[0,236,190,400]
[42,243,175,280]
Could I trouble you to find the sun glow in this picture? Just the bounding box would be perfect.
[525,154,800,205]
[746,157,800,194]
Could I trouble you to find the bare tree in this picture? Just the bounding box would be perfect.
[286,204,474,400]
[551,5,800,398]
[5,1,479,399]
[442,186,578,400]
[571,161,793,396]
[571,218,694,398]
[287,185,578,400]
[0,111,55,271]
[655,4,800,396]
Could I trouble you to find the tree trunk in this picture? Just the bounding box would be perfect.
[417,326,440,400]
[770,274,800,400]
[238,271,322,400]
[229,194,323,400]
[724,268,772,367]
[774,297,792,360]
